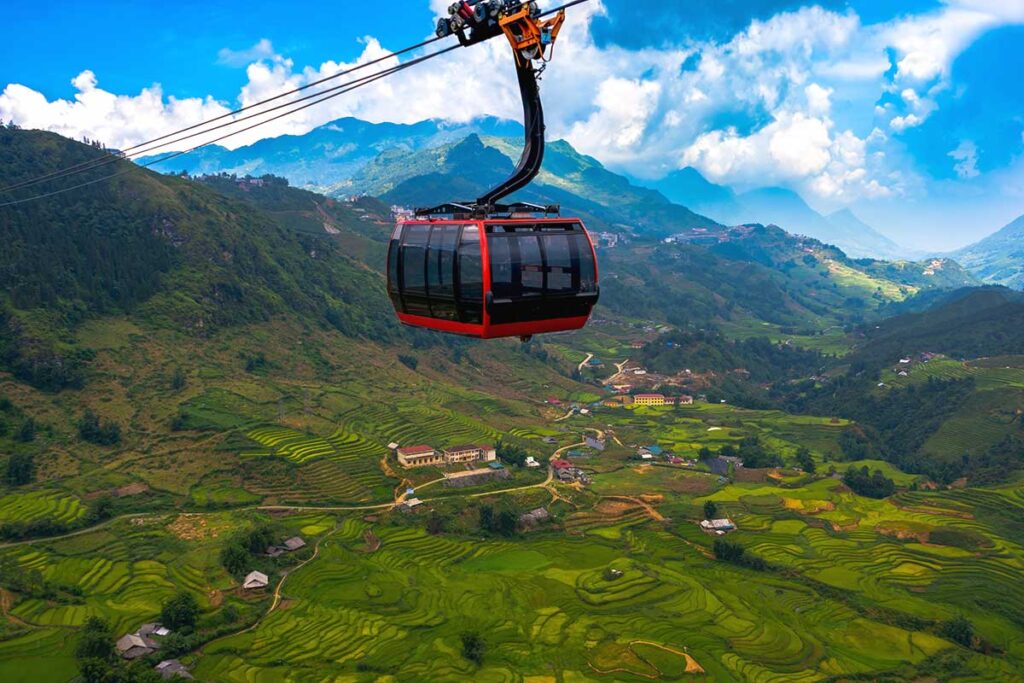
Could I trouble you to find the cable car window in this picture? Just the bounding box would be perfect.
[427,225,459,320]
[519,235,544,295]
[542,233,574,294]
[387,227,402,304]
[489,235,514,299]
[573,233,598,294]
[401,225,430,316]
[457,226,483,324]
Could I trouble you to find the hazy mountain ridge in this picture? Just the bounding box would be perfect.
[954,214,1024,290]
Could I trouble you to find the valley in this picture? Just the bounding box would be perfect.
[0,126,1023,682]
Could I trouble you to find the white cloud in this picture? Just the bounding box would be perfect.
[217,39,277,67]
[890,114,922,132]
[949,140,980,179]
[0,0,1020,206]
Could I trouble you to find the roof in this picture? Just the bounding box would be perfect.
[244,571,269,588]
[550,459,573,469]
[404,497,424,507]
[445,444,483,453]
[117,634,147,653]
[155,660,194,680]
[488,461,505,469]
[634,393,665,399]
[283,537,306,551]
[397,445,435,456]
[646,445,664,455]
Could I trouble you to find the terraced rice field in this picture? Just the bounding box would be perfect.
[244,426,396,503]
[0,490,86,525]
[193,511,1018,682]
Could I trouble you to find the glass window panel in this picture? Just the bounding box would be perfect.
[458,226,483,324]
[427,225,459,320]
[573,233,598,294]
[401,224,430,315]
[543,233,574,294]
[489,236,515,299]
[518,235,544,295]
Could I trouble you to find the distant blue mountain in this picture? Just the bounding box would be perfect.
[140,116,524,191]
[640,168,913,260]
[954,214,1024,289]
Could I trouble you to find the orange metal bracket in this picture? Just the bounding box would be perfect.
[500,7,566,64]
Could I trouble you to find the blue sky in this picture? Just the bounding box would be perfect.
[2,0,1023,250]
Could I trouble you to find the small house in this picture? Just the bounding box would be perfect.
[116,633,156,660]
[519,508,551,528]
[525,456,540,468]
[399,497,424,512]
[155,660,194,680]
[551,459,573,470]
[243,571,269,590]
[283,537,306,552]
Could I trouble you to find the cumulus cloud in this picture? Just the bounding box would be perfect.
[0,0,1020,204]
[217,39,277,67]
[949,140,980,179]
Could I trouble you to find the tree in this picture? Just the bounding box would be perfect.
[843,466,896,499]
[5,452,35,486]
[494,510,517,537]
[78,410,121,446]
[941,615,974,648]
[703,500,718,520]
[75,617,114,662]
[495,440,528,467]
[426,512,447,536]
[161,591,200,631]
[17,418,36,443]
[171,367,187,391]
[220,543,249,577]
[461,632,485,666]
[795,447,816,474]
[478,505,494,533]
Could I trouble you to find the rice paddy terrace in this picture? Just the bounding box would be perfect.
[2,329,1024,680]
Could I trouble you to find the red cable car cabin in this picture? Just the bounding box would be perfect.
[388,216,599,339]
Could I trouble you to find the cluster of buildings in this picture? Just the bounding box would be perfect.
[551,459,591,485]
[265,535,306,558]
[116,623,171,660]
[392,443,497,469]
[116,626,195,678]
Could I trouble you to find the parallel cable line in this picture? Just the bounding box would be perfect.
[0,0,593,206]
[0,46,459,208]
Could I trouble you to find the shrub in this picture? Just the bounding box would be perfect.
[713,539,768,571]
[843,466,896,499]
[5,452,35,486]
[941,615,974,648]
[78,410,121,446]
[461,633,485,666]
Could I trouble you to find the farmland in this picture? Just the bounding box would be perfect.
[1,462,1020,681]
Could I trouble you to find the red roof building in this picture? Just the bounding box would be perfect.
[550,459,573,470]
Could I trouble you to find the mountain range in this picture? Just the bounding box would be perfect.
[643,169,915,261]
[146,116,924,261]
[953,213,1024,290]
